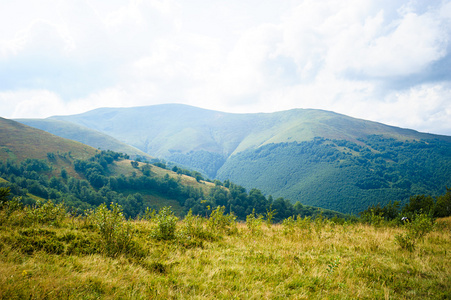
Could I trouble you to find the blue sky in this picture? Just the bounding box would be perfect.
[1,0,451,135]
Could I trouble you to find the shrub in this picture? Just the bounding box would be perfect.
[86,203,136,256]
[296,215,312,232]
[282,216,296,235]
[246,209,264,235]
[314,212,326,238]
[150,206,178,240]
[395,213,435,251]
[143,207,156,221]
[409,213,434,240]
[394,233,416,252]
[264,206,277,227]
[181,209,210,240]
[207,206,237,236]
[25,199,66,227]
[0,187,24,225]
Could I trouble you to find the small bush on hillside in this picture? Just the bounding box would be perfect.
[25,199,66,227]
[246,209,264,235]
[395,233,416,252]
[0,187,11,207]
[86,203,137,256]
[408,213,435,240]
[296,215,312,232]
[314,212,326,238]
[207,206,237,235]
[177,210,211,248]
[143,207,157,221]
[264,206,277,227]
[0,187,25,225]
[282,216,296,235]
[150,206,178,240]
[181,209,210,240]
[368,209,385,227]
[395,213,435,252]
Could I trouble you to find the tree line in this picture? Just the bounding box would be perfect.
[0,151,342,221]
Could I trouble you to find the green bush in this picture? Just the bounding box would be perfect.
[264,206,277,227]
[296,215,312,231]
[0,187,24,225]
[395,213,435,251]
[0,199,23,226]
[25,199,66,227]
[282,216,296,235]
[394,233,416,252]
[408,213,435,240]
[207,206,237,236]
[180,209,210,240]
[86,203,136,256]
[246,209,264,235]
[314,212,326,238]
[150,206,178,240]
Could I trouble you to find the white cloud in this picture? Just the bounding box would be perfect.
[1,0,451,135]
[0,90,65,118]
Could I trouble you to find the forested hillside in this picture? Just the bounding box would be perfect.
[1,117,343,220]
[18,104,451,214]
[217,136,451,213]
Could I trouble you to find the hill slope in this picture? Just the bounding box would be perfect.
[0,117,97,162]
[16,118,153,160]
[3,117,340,219]
[0,117,98,178]
[0,117,208,215]
[22,104,451,213]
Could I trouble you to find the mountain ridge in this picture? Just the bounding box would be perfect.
[1,116,344,219]
[15,104,451,213]
[47,104,451,174]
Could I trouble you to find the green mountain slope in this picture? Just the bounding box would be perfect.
[0,117,98,178]
[3,117,341,219]
[16,118,153,160]
[0,117,97,161]
[0,117,192,214]
[21,104,451,214]
[217,137,451,213]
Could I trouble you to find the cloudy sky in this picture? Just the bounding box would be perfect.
[1,0,451,135]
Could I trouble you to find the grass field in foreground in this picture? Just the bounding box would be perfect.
[0,204,450,299]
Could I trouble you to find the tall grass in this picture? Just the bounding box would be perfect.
[0,202,450,299]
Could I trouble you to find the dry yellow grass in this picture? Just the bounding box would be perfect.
[0,211,450,299]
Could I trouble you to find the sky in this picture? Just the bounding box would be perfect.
[1,0,451,136]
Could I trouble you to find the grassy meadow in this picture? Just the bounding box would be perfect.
[0,201,450,300]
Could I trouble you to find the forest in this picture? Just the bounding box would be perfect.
[0,150,343,222]
[217,135,451,213]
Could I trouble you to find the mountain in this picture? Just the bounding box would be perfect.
[19,104,451,214]
[16,118,153,160]
[0,117,211,215]
[2,116,342,220]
